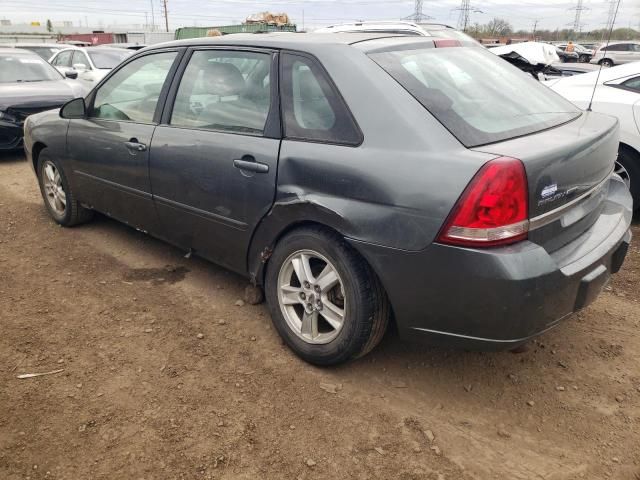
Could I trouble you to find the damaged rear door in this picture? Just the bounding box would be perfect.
[149,47,281,273]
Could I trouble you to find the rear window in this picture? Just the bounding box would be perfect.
[369,46,581,147]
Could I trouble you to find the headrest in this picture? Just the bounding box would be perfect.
[199,61,245,96]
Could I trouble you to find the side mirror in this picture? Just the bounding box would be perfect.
[65,70,78,79]
[72,63,88,72]
[59,97,86,119]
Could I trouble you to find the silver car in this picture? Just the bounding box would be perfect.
[49,47,133,88]
[591,41,640,67]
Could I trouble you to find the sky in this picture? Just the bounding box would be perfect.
[1,0,639,32]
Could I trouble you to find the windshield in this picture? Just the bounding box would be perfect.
[88,49,132,69]
[370,46,580,147]
[0,53,63,83]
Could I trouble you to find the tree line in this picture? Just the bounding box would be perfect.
[465,17,639,42]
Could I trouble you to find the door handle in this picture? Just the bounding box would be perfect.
[124,139,147,153]
[233,156,269,174]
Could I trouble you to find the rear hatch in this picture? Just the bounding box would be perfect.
[474,111,618,253]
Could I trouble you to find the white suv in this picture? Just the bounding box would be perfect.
[590,41,640,68]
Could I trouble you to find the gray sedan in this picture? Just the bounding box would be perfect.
[24,33,632,365]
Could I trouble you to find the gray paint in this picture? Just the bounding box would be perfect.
[24,33,633,349]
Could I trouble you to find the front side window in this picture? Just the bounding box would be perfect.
[53,50,72,67]
[281,53,362,145]
[170,50,272,134]
[370,46,580,147]
[92,52,177,123]
[72,51,90,69]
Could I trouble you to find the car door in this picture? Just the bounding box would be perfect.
[149,48,280,272]
[51,50,73,75]
[630,44,640,63]
[612,44,632,64]
[66,49,182,233]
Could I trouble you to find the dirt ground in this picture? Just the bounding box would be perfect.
[1,152,639,480]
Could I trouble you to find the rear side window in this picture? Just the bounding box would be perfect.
[281,53,362,146]
[370,46,580,147]
[170,50,272,134]
[621,77,640,92]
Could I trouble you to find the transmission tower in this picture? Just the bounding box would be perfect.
[402,0,433,22]
[570,0,587,34]
[456,0,471,31]
[603,0,617,33]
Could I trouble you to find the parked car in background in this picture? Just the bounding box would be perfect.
[315,21,481,46]
[49,47,133,88]
[490,42,560,78]
[556,43,593,63]
[98,43,147,50]
[546,62,640,208]
[0,48,86,151]
[546,62,601,78]
[24,34,631,365]
[591,41,640,67]
[556,47,579,63]
[9,43,73,60]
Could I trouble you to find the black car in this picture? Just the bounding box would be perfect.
[556,47,579,63]
[0,48,86,151]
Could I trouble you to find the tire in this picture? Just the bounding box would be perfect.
[579,54,590,63]
[37,151,93,226]
[599,58,614,68]
[265,226,390,366]
[617,147,640,211]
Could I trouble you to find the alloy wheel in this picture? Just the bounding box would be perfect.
[277,249,346,345]
[615,160,631,190]
[42,160,66,216]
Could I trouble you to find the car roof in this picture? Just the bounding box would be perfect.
[11,43,71,47]
[147,32,432,53]
[0,47,39,55]
[603,40,640,45]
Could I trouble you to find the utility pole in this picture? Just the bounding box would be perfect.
[532,19,538,38]
[402,0,433,23]
[161,0,169,32]
[149,0,156,31]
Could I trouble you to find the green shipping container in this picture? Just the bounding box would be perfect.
[175,23,297,40]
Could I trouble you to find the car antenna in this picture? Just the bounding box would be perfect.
[587,0,621,112]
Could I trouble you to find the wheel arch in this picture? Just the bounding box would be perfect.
[31,141,48,171]
[247,201,389,293]
[619,141,640,160]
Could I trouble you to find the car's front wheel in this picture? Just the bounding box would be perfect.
[265,227,389,366]
[37,151,93,226]
[599,58,614,68]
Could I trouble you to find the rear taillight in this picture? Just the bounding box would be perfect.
[437,157,529,247]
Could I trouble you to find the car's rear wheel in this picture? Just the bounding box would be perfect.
[265,227,389,366]
[579,54,590,63]
[37,151,93,226]
[599,58,614,68]
[617,147,640,210]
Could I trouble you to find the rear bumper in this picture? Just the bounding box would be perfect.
[351,176,633,350]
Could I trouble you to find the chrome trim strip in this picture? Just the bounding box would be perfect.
[529,171,612,231]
